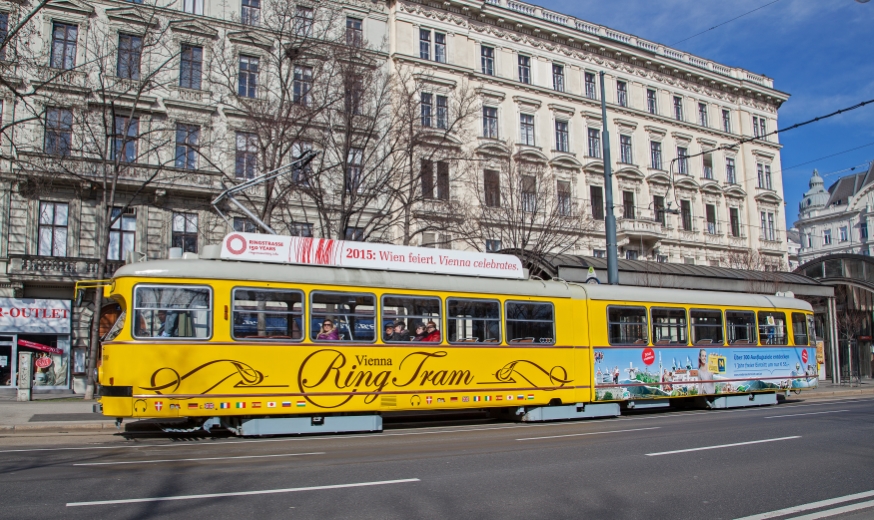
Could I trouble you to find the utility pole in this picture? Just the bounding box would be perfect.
[600,71,619,285]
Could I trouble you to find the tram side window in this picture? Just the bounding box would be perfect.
[691,309,724,345]
[447,298,501,343]
[651,308,687,345]
[726,311,756,345]
[758,311,787,345]
[311,291,375,342]
[232,288,303,341]
[791,313,810,346]
[608,306,647,345]
[506,301,555,344]
[133,285,212,339]
[382,295,441,343]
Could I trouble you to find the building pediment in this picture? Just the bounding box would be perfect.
[413,73,457,90]
[419,129,463,147]
[106,7,159,27]
[674,175,699,190]
[515,146,549,163]
[475,139,510,157]
[547,103,575,116]
[724,185,747,198]
[46,0,94,15]
[512,95,541,109]
[228,30,274,49]
[700,179,723,194]
[549,153,582,169]
[169,19,219,39]
[476,87,505,102]
[754,190,782,204]
[646,171,672,186]
[615,165,644,181]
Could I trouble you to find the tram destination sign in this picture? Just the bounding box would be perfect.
[220,233,525,279]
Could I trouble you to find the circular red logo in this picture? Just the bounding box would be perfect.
[226,234,247,255]
[642,348,655,366]
[35,357,53,369]
[801,349,808,364]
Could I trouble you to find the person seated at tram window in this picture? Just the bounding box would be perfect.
[412,324,428,341]
[423,321,441,342]
[153,310,173,337]
[317,319,340,340]
[390,320,409,342]
[383,323,395,342]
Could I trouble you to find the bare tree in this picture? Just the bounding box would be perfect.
[8,4,186,399]
[446,146,586,269]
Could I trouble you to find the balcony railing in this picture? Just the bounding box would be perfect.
[617,218,665,237]
[9,255,126,278]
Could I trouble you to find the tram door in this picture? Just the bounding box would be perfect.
[0,336,15,387]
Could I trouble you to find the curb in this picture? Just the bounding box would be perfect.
[1,420,166,434]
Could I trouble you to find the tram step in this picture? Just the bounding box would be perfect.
[227,415,383,436]
[509,403,620,422]
[706,392,777,409]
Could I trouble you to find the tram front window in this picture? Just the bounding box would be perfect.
[133,285,212,339]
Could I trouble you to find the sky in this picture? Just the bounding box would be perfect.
[537,0,874,226]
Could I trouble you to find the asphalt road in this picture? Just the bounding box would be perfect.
[1,396,873,520]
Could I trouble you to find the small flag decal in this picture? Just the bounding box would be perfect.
[527,394,535,400]
[188,403,199,409]
[155,401,163,411]
[236,402,246,409]
[204,403,215,410]
[450,397,458,402]
[506,395,514,401]
[220,402,230,409]
[282,401,292,407]
[267,402,276,408]
[426,396,433,404]
[462,396,470,402]
[496,395,503,401]
[252,402,262,408]
[484,396,491,402]
[296,401,306,407]
[437,397,445,403]
[473,396,481,402]
[517,395,525,400]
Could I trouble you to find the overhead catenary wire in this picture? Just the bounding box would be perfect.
[671,0,782,46]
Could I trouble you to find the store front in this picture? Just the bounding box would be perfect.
[0,298,73,393]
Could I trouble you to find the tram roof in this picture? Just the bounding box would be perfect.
[113,258,812,310]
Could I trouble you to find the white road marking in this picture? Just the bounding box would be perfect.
[785,499,874,520]
[764,410,849,419]
[733,490,874,520]
[646,436,800,456]
[73,451,324,466]
[516,426,660,441]
[66,478,420,507]
[3,395,872,455]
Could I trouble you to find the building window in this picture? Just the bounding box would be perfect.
[481,45,494,75]
[521,175,536,213]
[757,163,772,190]
[705,204,717,234]
[725,157,736,184]
[112,116,138,163]
[421,159,449,201]
[421,93,432,127]
[585,72,597,99]
[657,255,668,263]
[484,169,500,208]
[520,113,535,146]
[761,211,776,241]
[482,106,498,138]
[518,55,530,84]
[50,22,77,70]
[806,234,813,248]
[345,77,362,115]
[590,185,604,220]
[0,13,8,61]
[44,107,73,156]
[421,94,447,129]
[587,128,601,158]
[37,201,68,257]
[486,239,502,253]
[179,44,203,90]
[862,221,869,240]
[759,118,767,139]
[422,232,450,249]
[436,95,448,129]
[557,181,571,216]
[419,29,445,63]
[593,249,606,258]
[117,33,142,80]
[345,227,365,241]
[346,17,363,47]
[702,153,713,180]
[174,123,199,170]
[290,222,314,237]
[294,5,313,36]
[673,96,683,121]
[646,89,658,114]
[172,212,198,253]
[840,226,848,242]
[616,80,628,107]
[293,65,312,106]
[233,217,257,233]
[346,147,364,193]
[650,141,662,170]
[238,55,258,98]
[235,132,258,179]
[553,64,564,92]
[722,109,731,133]
[698,102,708,127]
[622,190,634,219]
[242,0,261,26]
[625,250,639,260]
[619,135,632,164]
[680,200,692,231]
[653,195,665,225]
[108,208,136,260]
[183,0,203,15]
[555,120,569,152]
[823,229,832,245]
[729,207,741,237]
[677,147,688,175]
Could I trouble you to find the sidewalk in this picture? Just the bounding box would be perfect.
[0,381,872,435]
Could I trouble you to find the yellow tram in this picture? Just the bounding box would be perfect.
[95,233,818,435]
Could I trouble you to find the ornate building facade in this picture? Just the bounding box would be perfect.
[0,0,789,393]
